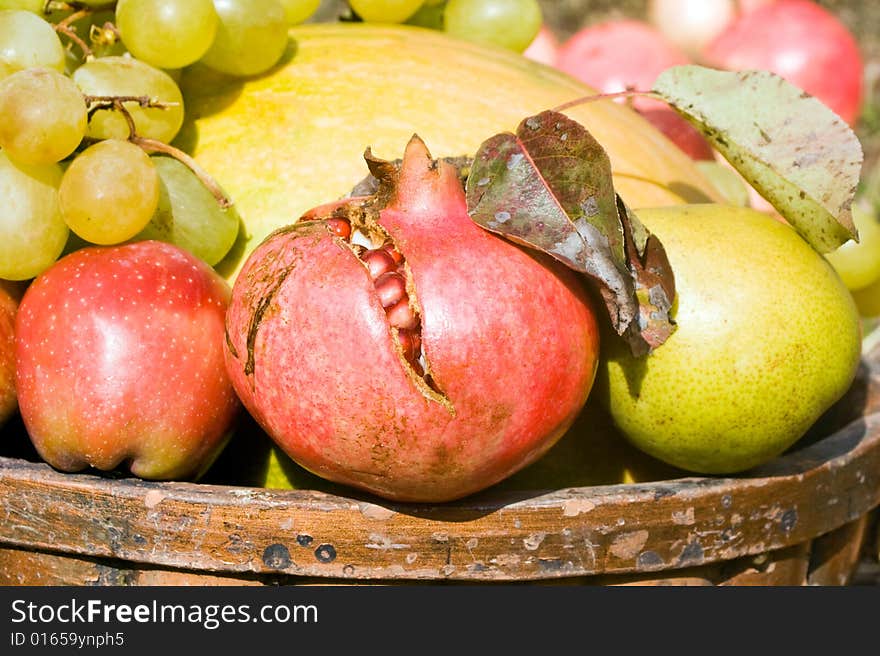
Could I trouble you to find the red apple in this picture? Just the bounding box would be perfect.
[702,0,864,125]
[0,280,19,427]
[15,240,240,480]
[557,20,690,101]
[637,107,716,160]
[523,24,559,67]
[556,19,714,160]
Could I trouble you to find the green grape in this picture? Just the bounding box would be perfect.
[406,0,445,29]
[0,0,45,12]
[280,0,320,25]
[59,139,160,245]
[133,156,241,266]
[200,0,288,77]
[826,203,880,292]
[0,68,87,164]
[0,10,66,79]
[72,56,185,143]
[349,0,425,23]
[116,0,219,70]
[0,151,67,280]
[444,0,542,53]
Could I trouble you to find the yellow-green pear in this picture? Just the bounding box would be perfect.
[597,204,862,475]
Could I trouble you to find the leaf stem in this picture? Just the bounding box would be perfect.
[551,89,663,114]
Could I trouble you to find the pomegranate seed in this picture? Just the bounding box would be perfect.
[382,242,405,266]
[325,218,351,240]
[362,248,396,279]
[386,298,419,330]
[374,272,407,308]
[397,328,422,361]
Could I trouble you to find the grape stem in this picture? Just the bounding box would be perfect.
[133,138,233,210]
[83,95,181,118]
[551,89,663,114]
[54,8,92,29]
[81,95,233,209]
[53,18,94,61]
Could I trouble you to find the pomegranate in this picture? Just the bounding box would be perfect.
[224,136,600,503]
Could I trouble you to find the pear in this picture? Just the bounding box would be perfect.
[597,204,862,475]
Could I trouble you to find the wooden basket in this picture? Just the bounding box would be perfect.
[2,342,879,587]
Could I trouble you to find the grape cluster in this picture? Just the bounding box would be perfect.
[353,0,543,54]
[0,0,320,281]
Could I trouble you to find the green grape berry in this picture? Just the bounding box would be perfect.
[280,0,321,25]
[200,0,289,77]
[0,0,46,12]
[73,56,185,143]
[444,0,542,53]
[0,67,87,165]
[349,0,425,23]
[0,9,66,79]
[116,0,219,70]
[59,139,160,245]
[134,156,241,266]
[0,151,67,280]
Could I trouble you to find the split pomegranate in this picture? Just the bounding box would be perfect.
[224,136,601,502]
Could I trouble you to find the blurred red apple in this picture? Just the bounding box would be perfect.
[0,280,18,427]
[523,24,559,67]
[557,19,714,159]
[637,106,716,160]
[15,240,240,480]
[557,20,689,100]
[702,0,864,125]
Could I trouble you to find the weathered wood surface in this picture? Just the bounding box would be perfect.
[1,338,879,585]
[1,407,878,582]
[0,534,848,586]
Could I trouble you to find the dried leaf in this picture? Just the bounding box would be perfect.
[618,197,676,354]
[466,110,675,354]
[653,65,863,253]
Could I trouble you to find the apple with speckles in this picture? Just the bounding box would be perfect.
[14,240,240,480]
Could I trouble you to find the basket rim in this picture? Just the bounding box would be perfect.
[1,397,879,581]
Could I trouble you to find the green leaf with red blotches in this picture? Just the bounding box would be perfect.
[466,110,675,356]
